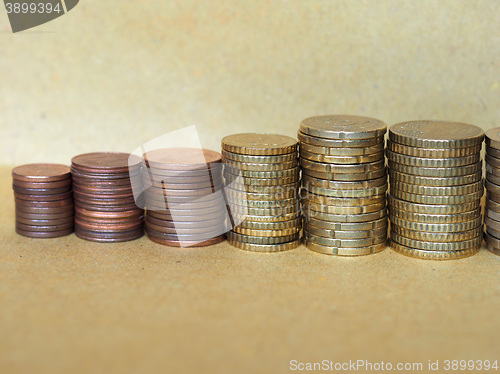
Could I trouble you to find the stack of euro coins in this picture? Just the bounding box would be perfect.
[484,128,500,256]
[142,148,228,247]
[12,164,74,238]
[221,133,301,252]
[387,120,484,260]
[71,152,144,242]
[299,115,388,256]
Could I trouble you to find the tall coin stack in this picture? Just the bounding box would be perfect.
[142,148,228,247]
[484,128,500,256]
[387,121,484,260]
[299,115,388,256]
[72,152,144,242]
[221,134,301,252]
[13,164,74,238]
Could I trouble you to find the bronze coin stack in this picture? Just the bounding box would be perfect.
[142,148,228,247]
[13,163,74,238]
[299,115,388,256]
[484,127,500,255]
[388,121,484,260]
[71,152,144,242]
[221,133,301,252]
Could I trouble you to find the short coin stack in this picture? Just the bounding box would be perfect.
[221,133,301,252]
[299,115,388,256]
[484,128,500,256]
[71,152,144,242]
[13,164,74,238]
[387,121,484,260]
[142,148,228,247]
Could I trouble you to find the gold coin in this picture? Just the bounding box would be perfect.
[388,194,480,214]
[387,140,481,158]
[231,211,300,223]
[222,159,298,171]
[233,226,300,237]
[390,179,483,196]
[486,145,500,158]
[224,166,299,179]
[389,215,482,233]
[221,133,298,155]
[226,181,300,194]
[388,169,482,187]
[300,115,387,140]
[304,208,386,224]
[298,131,384,148]
[302,191,386,206]
[226,197,297,208]
[225,174,300,186]
[389,160,482,177]
[390,231,482,251]
[303,201,386,215]
[228,204,298,217]
[485,127,500,150]
[300,149,384,164]
[227,231,300,244]
[390,188,483,205]
[236,217,301,230]
[304,232,386,247]
[389,240,479,260]
[224,186,298,201]
[221,150,298,164]
[303,167,386,181]
[300,158,385,174]
[227,238,301,252]
[303,175,387,190]
[486,163,500,177]
[391,225,483,242]
[306,184,388,198]
[388,206,481,224]
[304,216,387,231]
[304,223,387,239]
[305,240,386,256]
[300,142,384,156]
[387,150,480,168]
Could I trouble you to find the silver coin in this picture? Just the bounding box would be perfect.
[485,128,500,150]
[487,145,500,159]
[485,154,500,168]
[390,179,483,196]
[300,115,387,140]
[305,240,386,256]
[389,160,482,177]
[298,131,384,148]
[390,188,483,205]
[389,240,479,260]
[485,179,500,195]
[389,169,482,187]
[485,208,500,223]
[300,158,385,174]
[304,216,387,231]
[300,149,384,164]
[387,149,480,168]
[303,167,386,181]
[486,226,500,240]
[484,232,500,249]
[305,223,387,239]
[390,231,482,251]
[304,231,386,247]
[486,172,500,186]
[300,142,384,156]
[391,225,483,242]
[484,216,500,231]
[486,199,500,213]
[388,206,481,224]
[389,215,482,233]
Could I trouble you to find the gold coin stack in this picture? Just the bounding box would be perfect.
[221,133,301,252]
[484,128,500,256]
[388,120,484,260]
[299,115,388,256]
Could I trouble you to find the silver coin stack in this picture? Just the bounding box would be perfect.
[221,133,302,252]
[484,128,500,256]
[387,120,484,260]
[299,115,388,256]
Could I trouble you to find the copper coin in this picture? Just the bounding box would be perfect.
[72,152,142,174]
[12,163,71,183]
[13,178,72,189]
[74,202,141,212]
[16,216,73,226]
[75,218,143,231]
[147,233,225,247]
[71,170,137,181]
[13,185,72,195]
[16,226,73,238]
[16,221,74,232]
[146,209,227,222]
[16,210,74,220]
[73,189,134,200]
[72,183,134,193]
[16,204,74,214]
[15,198,73,208]
[72,176,136,187]
[75,227,143,242]
[75,207,143,219]
[75,213,144,225]
[74,195,138,206]
[14,190,73,202]
[143,148,221,170]
[145,215,225,229]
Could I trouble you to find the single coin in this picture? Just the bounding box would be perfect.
[227,238,300,252]
[485,216,500,231]
[226,178,300,190]
[486,199,500,213]
[389,240,479,260]
[76,213,144,225]
[487,145,500,158]
[303,175,387,190]
[16,210,74,220]
[485,208,500,223]
[75,227,143,242]
[387,150,480,168]
[388,169,482,187]
[16,226,74,238]
[16,204,74,214]
[304,216,387,231]
[391,225,483,242]
[389,120,484,149]
[75,207,143,219]
[223,186,298,201]
[387,140,482,158]
[300,115,387,140]
[72,152,141,174]
[390,231,482,251]
[221,150,297,164]
[300,158,385,174]
[485,241,500,256]
[16,221,74,232]
[305,184,387,198]
[222,159,298,171]
[228,204,298,217]
[304,231,386,247]
[16,216,73,226]
[224,166,299,179]
[482,232,500,250]
[221,133,298,155]
[486,172,500,186]
[300,142,384,156]
[304,224,386,240]
[224,173,300,186]
[486,163,500,177]
[235,217,302,230]
[389,215,482,233]
[147,234,225,247]
[144,185,221,199]
[388,194,480,214]
[303,208,386,224]
[75,219,143,232]
[13,190,73,202]
[302,201,386,215]
[486,154,500,168]
[13,179,72,189]
[390,188,483,205]
[71,170,136,181]
[74,202,141,212]
[226,197,297,208]
[302,191,385,206]
[233,226,300,237]
[13,185,72,195]
[388,206,481,224]
[305,240,385,256]
[72,176,136,188]
[298,131,384,148]
[226,231,300,245]
[303,167,387,182]
[389,160,482,178]
[485,226,500,240]
[486,179,500,195]
[14,198,73,209]
[73,189,134,200]
[12,163,71,183]
[231,211,300,223]
[391,179,483,196]
[143,148,221,171]
[300,149,384,164]
[485,127,500,149]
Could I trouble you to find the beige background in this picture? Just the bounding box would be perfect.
[1,1,500,374]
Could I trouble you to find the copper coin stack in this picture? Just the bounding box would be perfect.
[71,152,144,242]
[388,121,484,260]
[484,127,500,256]
[299,115,388,256]
[221,133,301,252]
[13,163,74,238]
[142,148,228,247]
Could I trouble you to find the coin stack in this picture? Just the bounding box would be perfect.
[142,148,228,247]
[71,152,144,242]
[13,163,74,238]
[387,121,484,260]
[299,115,388,256]
[221,133,301,252]
[484,128,500,256]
